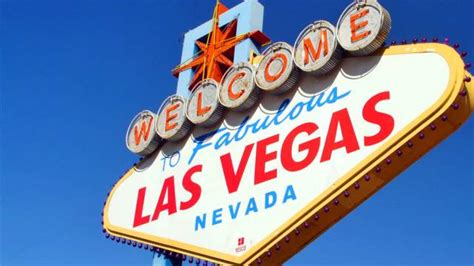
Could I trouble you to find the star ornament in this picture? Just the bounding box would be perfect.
[172,1,270,90]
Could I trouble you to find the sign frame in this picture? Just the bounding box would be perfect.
[104,43,472,265]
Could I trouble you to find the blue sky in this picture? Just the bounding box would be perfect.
[1,0,472,265]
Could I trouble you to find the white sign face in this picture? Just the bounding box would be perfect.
[105,46,462,264]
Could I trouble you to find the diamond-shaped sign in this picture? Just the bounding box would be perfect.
[104,44,472,265]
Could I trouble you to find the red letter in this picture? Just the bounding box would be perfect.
[281,123,321,172]
[350,9,371,43]
[363,91,394,146]
[133,117,154,145]
[196,91,211,116]
[151,176,177,221]
[220,143,254,194]
[227,72,246,100]
[133,187,150,227]
[264,54,288,82]
[180,165,203,210]
[255,134,279,185]
[303,29,329,65]
[165,103,180,132]
[321,109,360,162]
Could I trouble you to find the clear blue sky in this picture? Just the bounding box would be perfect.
[1,0,472,265]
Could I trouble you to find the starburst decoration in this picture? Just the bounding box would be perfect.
[172,1,270,90]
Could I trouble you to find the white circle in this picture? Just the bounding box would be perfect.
[293,20,338,73]
[186,79,220,125]
[156,95,189,140]
[125,110,160,156]
[337,2,384,53]
[219,62,256,109]
[255,42,296,93]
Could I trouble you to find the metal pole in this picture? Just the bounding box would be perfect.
[152,252,183,266]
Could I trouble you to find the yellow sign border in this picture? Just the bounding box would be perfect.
[104,43,472,265]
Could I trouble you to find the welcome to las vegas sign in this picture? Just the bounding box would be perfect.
[103,1,473,265]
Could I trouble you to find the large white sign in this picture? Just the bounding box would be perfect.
[104,44,469,264]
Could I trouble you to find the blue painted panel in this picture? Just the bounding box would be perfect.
[156,2,266,264]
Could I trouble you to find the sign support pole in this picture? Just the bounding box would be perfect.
[152,252,182,266]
